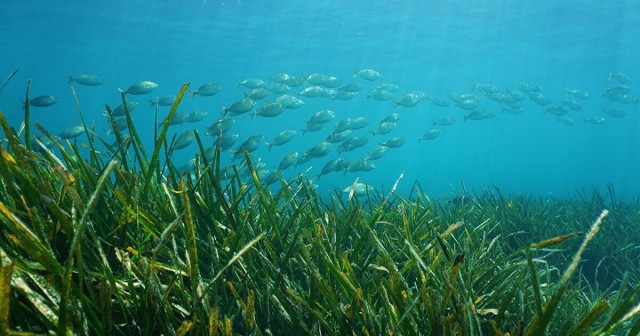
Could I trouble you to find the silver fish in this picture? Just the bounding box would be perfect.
[417,129,442,142]
[371,122,396,136]
[584,117,606,124]
[365,145,389,160]
[245,87,270,100]
[173,130,195,150]
[307,110,335,124]
[232,135,264,155]
[347,117,370,130]
[119,81,158,95]
[367,88,394,101]
[191,83,221,98]
[149,95,176,108]
[206,118,235,136]
[275,95,305,109]
[326,129,352,143]
[265,130,296,150]
[345,160,376,173]
[253,102,284,118]
[29,95,57,107]
[354,69,382,80]
[68,74,104,86]
[111,101,138,117]
[566,89,589,100]
[238,78,266,89]
[317,158,349,180]
[339,137,368,152]
[59,125,85,139]
[186,110,208,123]
[432,115,457,126]
[278,152,298,171]
[342,182,374,196]
[464,109,495,121]
[223,97,255,115]
[379,136,405,148]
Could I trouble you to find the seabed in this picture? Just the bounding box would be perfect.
[1,83,640,335]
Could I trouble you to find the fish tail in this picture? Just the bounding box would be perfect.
[67,76,74,84]
[417,137,422,142]
[189,90,197,100]
[149,100,157,108]
[117,88,126,95]
[265,142,272,151]
[221,105,227,116]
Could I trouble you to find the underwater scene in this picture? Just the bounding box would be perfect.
[1,0,640,334]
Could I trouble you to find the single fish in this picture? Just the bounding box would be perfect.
[173,130,195,150]
[119,81,158,95]
[354,69,382,80]
[307,109,335,124]
[29,95,57,107]
[417,129,442,142]
[110,101,139,117]
[191,83,221,98]
[265,130,297,150]
[371,121,396,136]
[238,78,266,89]
[339,137,368,152]
[59,125,85,139]
[342,182,375,196]
[206,118,235,136]
[222,97,255,115]
[68,74,105,86]
[186,110,208,123]
[278,152,299,171]
[149,95,177,108]
[365,145,389,160]
[379,136,406,148]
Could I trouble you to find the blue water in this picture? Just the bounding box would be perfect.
[1,0,639,199]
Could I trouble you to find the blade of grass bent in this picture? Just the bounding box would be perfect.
[143,83,189,196]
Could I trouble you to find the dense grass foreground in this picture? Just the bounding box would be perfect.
[1,85,640,335]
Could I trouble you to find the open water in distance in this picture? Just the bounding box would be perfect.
[1,0,639,200]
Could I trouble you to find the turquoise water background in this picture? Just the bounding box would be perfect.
[1,0,639,199]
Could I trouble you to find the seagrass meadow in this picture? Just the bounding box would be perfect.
[1,84,640,335]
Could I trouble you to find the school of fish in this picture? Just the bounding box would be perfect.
[26,70,639,194]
